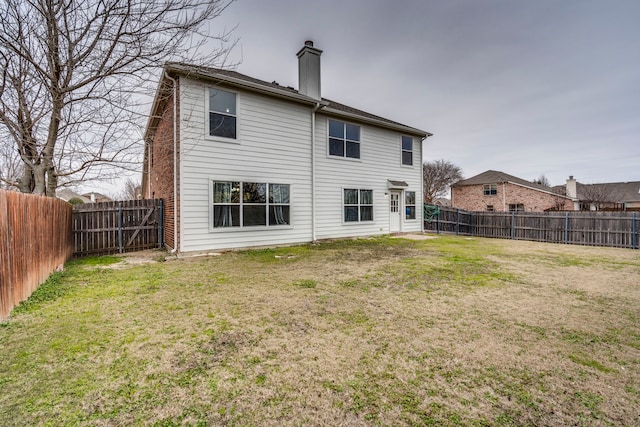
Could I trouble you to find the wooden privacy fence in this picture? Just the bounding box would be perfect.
[73,199,164,257]
[0,190,73,321]
[424,205,639,250]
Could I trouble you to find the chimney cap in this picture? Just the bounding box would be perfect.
[305,40,314,47]
[569,175,574,180]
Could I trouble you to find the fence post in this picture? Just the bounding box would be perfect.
[564,212,569,244]
[511,211,515,240]
[456,209,460,236]
[632,212,637,250]
[436,210,440,234]
[471,213,475,236]
[118,203,123,254]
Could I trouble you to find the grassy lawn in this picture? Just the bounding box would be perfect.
[1,235,639,426]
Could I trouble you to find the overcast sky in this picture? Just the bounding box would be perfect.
[206,0,640,187]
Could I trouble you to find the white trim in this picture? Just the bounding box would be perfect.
[400,135,414,168]
[403,190,418,222]
[341,186,374,225]
[204,86,240,143]
[208,178,294,232]
[326,117,363,161]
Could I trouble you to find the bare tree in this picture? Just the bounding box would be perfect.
[115,177,141,200]
[423,160,463,204]
[533,174,550,187]
[579,184,621,211]
[0,0,235,196]
[0,142,22,190]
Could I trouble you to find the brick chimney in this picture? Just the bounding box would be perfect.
[566,176,577,199]
[297,40,322,100]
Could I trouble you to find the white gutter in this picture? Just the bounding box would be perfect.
[165,74,179,254]
[420,134,430,232]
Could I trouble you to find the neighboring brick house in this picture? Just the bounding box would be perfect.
[556,176,640,211]
[142,41,431,253]
[451,170,573,212]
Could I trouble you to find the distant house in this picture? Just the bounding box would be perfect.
[142,41,431,253]
[556,176,640,211]
[57,189,93,204]
[451,170,573,212]
[82,192,112,203]
[433,197,451,207]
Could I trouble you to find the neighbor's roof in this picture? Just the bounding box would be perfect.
[576,181,640,202]
[155,62,431,138]
[452,170,569,196]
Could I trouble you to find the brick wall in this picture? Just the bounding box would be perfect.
[452,183,573,212]
[147,78,180,250]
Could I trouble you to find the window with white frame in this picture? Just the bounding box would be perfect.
[401,136,413,166]
[329,119,360,159]
[209,89,236,139]
[405,191,416,219]
[344,189,373,222]
[509,203,524,212]
[483,184,497,195]
[212,181,290,228]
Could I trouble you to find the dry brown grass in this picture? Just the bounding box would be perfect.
[1,235,639,426]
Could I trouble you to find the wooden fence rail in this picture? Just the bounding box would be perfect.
[424,205,639,250]
[73,199,164,257]
[0,190,74,321]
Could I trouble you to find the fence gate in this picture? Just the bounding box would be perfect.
[73,199,164,257]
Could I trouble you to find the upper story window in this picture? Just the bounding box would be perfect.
[209,89,236,139]
[344,188,373,222]
[329,119,360,159]
[405,191,416,219]
[212,181,290,228]
[401,136,413,166]
[483,184,497,196]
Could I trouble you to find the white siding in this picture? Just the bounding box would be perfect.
[177,77,423,253]
[179,78,313,251]
[314,115,423,240]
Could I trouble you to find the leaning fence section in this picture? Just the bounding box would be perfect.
[425,206,639,250]
[0,190,74,321]
[73,199,164,257]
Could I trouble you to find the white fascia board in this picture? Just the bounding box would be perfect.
[322,107,430,138]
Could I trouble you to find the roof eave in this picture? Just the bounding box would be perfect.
[322,106,430,138]
[165,63,327,107]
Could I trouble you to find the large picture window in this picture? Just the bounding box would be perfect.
[344,189,373,222]
[329,119,360,159]
[209,89,236,139]
[401,136,413,166]
[212,181,290,228]
[405,191,416,220]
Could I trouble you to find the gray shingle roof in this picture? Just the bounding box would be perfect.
[164,62,430,137]
[452,170,555,193]
[577,181,640,202]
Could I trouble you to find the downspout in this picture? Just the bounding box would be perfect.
[165,74,179,253]
[420,135,429,232]
[311,102,322,242]
[146,142,151,197]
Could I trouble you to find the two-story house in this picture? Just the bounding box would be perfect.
[451,170,573,212]
[142,41,431,253]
